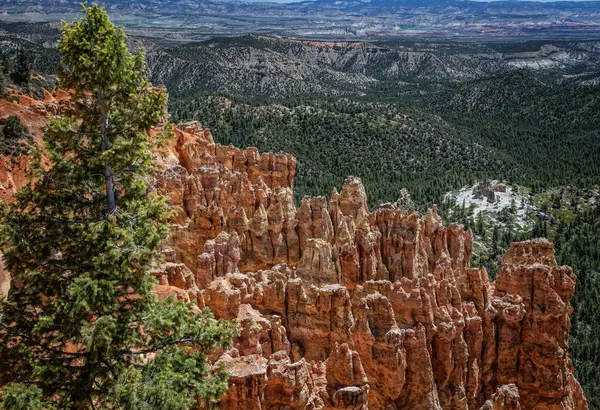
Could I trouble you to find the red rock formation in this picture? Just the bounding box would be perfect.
[0,95,588,410]
[480,384,521,410]
[153,123,588,410]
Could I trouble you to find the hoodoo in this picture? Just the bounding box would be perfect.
[152,121,588,410]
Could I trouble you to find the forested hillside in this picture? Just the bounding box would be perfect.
[170,68,600,207]
[426,69,600,189]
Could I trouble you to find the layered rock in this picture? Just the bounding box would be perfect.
[473,181,496,203]
[150,123,587,410]
[0,90,70,202]
[156,121,298,273]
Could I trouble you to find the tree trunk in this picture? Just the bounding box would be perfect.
[97,88,116,214]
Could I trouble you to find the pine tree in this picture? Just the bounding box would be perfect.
[476,212,484,235]
[0,59,9,76]
[0,59,9,96]
[0,5,236,409]
[10,48,29,86]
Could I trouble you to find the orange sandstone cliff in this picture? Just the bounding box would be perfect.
[0,95,589,410]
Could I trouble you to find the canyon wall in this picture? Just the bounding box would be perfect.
[0,94,589,409]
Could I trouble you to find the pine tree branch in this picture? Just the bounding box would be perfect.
[0,321,87,358]
[118,337,194,356]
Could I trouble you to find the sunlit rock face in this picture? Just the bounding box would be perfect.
[0,95,588,409]
[153,123,588,410]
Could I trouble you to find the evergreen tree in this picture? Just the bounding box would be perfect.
[0,5,236,409]
[0,59,9,76]
[509,199,517,214]
[0,115,33,158]
[476,212,485,235]
[10,48,29,86]
[0,60,8,96]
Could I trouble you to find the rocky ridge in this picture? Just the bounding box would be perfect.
[0,88,70,201]
[149,37,600,100]
[0,93,589,409]
[152,121,588,410]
